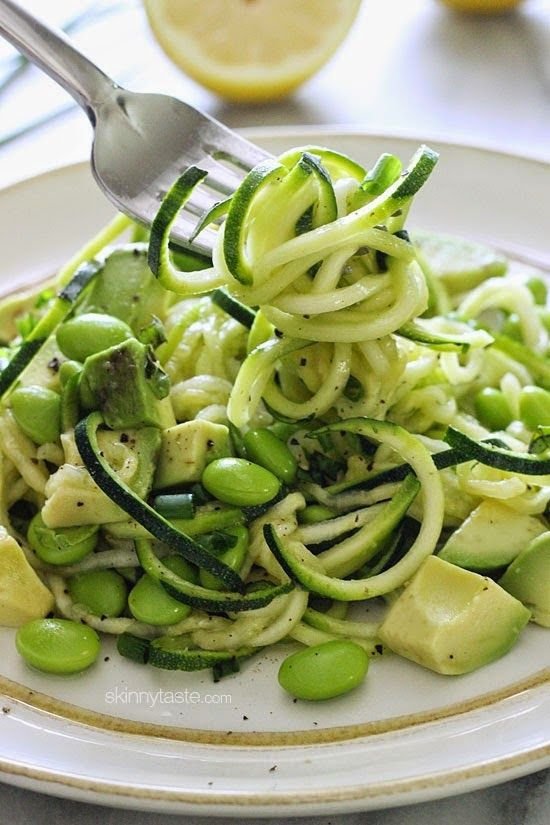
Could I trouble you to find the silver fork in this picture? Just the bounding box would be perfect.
[0,0,271,256]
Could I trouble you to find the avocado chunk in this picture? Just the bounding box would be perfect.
[79,338,170,429]
[77,244,169,334]
[42,465,127,527]
[378,555,531,675]
[499,531,550,627]
[438,500,547,572]
[154,420,231,489]
[413,230,507,293]
[0,527,54,625]
[42,427,161,528]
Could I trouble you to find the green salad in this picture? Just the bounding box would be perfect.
[0,143,549,701]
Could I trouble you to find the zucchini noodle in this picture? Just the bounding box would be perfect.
[0,410,49,495]
[458,278,548,353]
[0,141,548,689]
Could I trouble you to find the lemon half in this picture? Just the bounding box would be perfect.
[438,0,524,12]
[143,0,361,103]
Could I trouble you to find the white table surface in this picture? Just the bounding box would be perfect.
[0,1,549,823]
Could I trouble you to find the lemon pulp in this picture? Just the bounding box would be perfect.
[143,0,361,102]
[438,0,524,12]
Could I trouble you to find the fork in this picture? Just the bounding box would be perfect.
[0,0,271,256]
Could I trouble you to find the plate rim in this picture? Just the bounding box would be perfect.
[1,732,549,817]
[241,124,550,166]
[2,124,548,195]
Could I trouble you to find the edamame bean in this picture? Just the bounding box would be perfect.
[11,385,61,444]
[68,569,128,618]
[243,428,297,483]
[56,312,133,361]
[298,504,336,525]
[128,555,196,625]
[526,276,548,306]
[16,617,100,674]
[278,640,369,701]
[199,525,249,591]
[27,513,98,565]
[474,387,513,431]
[519,385,550,429]
[59,359,82,387]
[201,457,281,506]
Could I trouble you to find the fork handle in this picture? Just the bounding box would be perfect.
[0,0,117,118]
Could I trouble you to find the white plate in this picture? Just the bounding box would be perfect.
[0,130,549,817]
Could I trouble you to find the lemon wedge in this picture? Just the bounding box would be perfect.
[142,0,361,103]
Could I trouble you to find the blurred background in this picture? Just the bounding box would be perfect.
[0,0,549,189]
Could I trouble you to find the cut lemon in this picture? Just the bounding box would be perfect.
[142,0,361,103]
[438,0,524,12]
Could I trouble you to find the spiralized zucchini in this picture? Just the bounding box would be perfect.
[0,142,549,686]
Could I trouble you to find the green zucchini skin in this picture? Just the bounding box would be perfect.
[117,632,150,664]
[211,288,256,329]
[317,474,420,578]
[160,578,293,613]
[136,537,293,613]
[147,166,209,278]
[397,320,469,352]
[326,421,545,496]
[0,340,43,396]
[361,144,439,224]
[148,636,254,671]
[263,523,323,594]
[445,427,550,475]
[263,416,447,601]
[0,260,101,399]
[74,412,245,592]
[223,158,286,285]
[116,629,255,672]
[327,447,462,495]
[57,260,103,303]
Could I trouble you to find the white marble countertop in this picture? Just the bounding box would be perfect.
[0,0,549,822]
